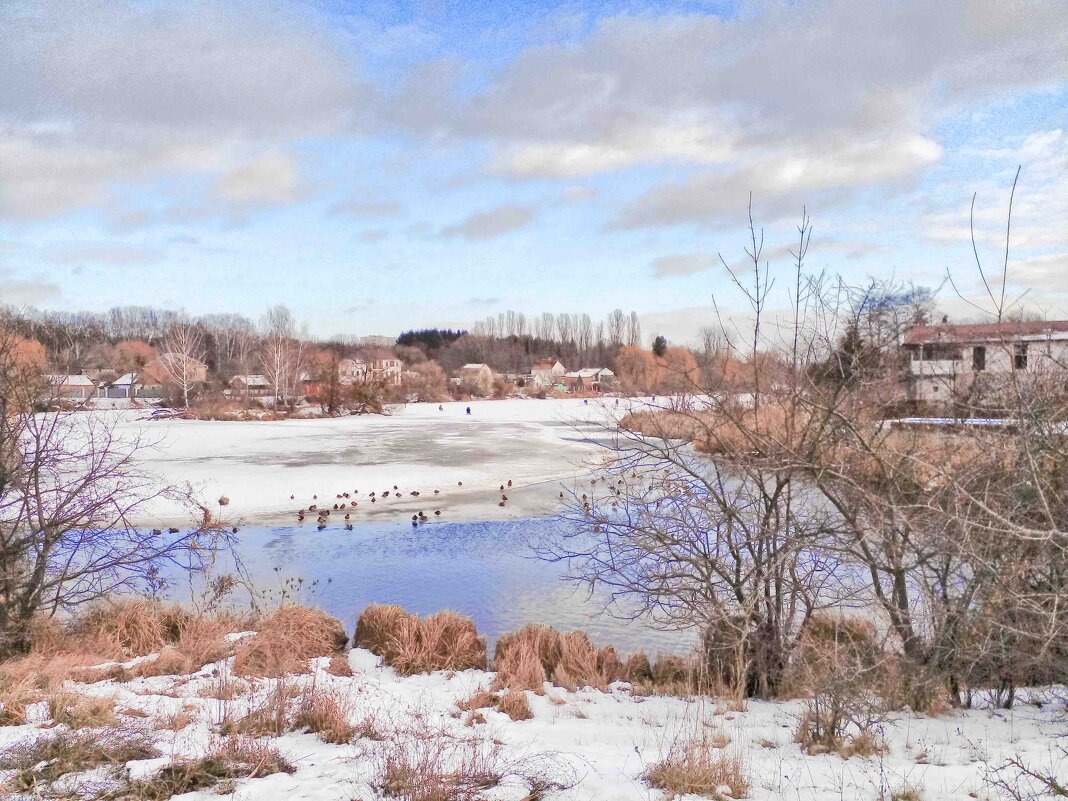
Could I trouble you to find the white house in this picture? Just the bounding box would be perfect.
[459,363,495,395]
[903,320,1068,403]
[530,359,566,389]
[44,374,95,401]
[562,367,616,393]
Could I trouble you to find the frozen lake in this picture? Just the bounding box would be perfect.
[177,516,695,656]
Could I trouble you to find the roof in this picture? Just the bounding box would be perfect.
[532,359,562,369]
[45,374,95,387]
[461,363,489,370]
[231,374,270,386]
[566,367,614,378]
[903,320,1068,346]
[113,372,138,386]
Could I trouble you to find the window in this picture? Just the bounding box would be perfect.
[1014,342,1028,370]
[972,346,986,371]
[922,344,963,361]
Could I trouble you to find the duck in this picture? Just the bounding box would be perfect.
[345,523,353,531]
[410,491,420,496]
[434,510,441,516]
[498,500,506,507]
[501,494,508,501]
[344,513,350,520]
[507,480,512,487]
[433,489,440,495]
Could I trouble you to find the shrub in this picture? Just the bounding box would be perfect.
[643,738,749,799]
[375,727,503,801]
[492,624,621,693]
[232,605,348,677]
[132,617,233,678]
[354,605,486,676]
[786,614,890,756]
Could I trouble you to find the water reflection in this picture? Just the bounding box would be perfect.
[188,518,693,655]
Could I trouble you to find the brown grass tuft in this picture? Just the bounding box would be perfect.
[232,605,347,678]
[132,616,233,678]
[354,604,486,676]
[74,598,191,659]
[47,690,117,728]
[496,690,533,721]
[294,684,356,744]
[643,738,749,799]
[492,624,621,694]
[375,726,503,801]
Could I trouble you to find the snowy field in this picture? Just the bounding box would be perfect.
[1,643,1063,801]
[103,398,630,527]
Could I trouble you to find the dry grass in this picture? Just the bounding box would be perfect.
[74,598,192,659]
[232,605,348,678]
[375,726,504,801]
[496,690,533,721]
[0,728,158,795]
[159,706,197,731]
[110,736,294,800]
[225,680,296,737]
[643,738,750,799]
[132,617,233,678]
[0,673,36,726]
[354,604,486,676]
[492,624,621,694]
[47,689,117,728]
[294,683,357,744]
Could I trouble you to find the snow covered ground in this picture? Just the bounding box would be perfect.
[101,398,631,526]
[1,644,1064,801]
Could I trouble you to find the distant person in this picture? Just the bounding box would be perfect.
[583,399,588,405]
[438,404,443,411]
[466,406,471,415]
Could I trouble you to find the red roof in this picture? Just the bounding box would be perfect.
[903,320,1068,345]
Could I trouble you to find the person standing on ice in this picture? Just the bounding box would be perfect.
[466,406,471,415]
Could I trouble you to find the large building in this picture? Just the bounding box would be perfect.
[902,320,1068,403]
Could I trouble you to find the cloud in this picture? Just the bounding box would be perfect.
[49,245,165,265]
[0,0,366,221]
[651,253,718,278]
[388,0,1064,225]
[359,229,389,243]
[330,199,406,218]
[215,151,301,206]
[440,204,536,241]
[0,269,62,305]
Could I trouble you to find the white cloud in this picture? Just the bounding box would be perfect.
[0,268,62,305]
[440,204,536,241]
[216,151,302,206]
[651,253,718,278]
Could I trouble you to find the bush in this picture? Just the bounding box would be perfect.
[132,616,233,678]
[786,615,891,756]
[496,690,533,721]
[232,606,348,678]
[295,684,357,744]
[354,604,486,676]
[492,624,621,693]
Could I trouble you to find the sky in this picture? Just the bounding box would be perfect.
[0,0,1065,344]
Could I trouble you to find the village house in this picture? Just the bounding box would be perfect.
[138,353,209,398]
[530,359,567,389]
[562,367,616,393]
[459,363,495,395]
[902,320,1068,403]
[368,358,403,385]
[338,358,368,384]
[44,374,96,401]
[97,372,139,399]
[230,374,272,398]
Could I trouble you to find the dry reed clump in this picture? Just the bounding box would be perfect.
[47,690,117,728]
[225,680,298,737]
[294,684,357,744]
[643,738,750,800]
[492,624,621,694]
[132,617,233,678]
[496,690,533,721]
[0,673,37,726]
[110,736,295,800]
[0,728,158,795]
[231,605,348,678]
[354,604,487,676]
[74,598,192,659]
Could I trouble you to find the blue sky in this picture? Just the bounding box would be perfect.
[0,0,1065,343]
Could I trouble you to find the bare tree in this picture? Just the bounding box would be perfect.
[160,321,205,408]
[628,311,642,348]
[606,308,626,346]
[0,328,232,657]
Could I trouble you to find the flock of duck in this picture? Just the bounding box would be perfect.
[286,472,638,532]
[290,478,519,531]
